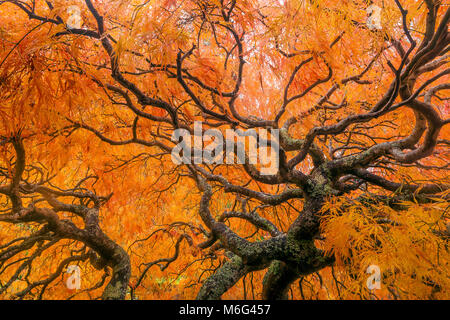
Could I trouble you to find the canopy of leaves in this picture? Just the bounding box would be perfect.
[0,0,448,300]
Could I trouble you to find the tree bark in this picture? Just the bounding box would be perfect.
[101,244,131,300]
[262,261,299,300]
[196,255,247,300]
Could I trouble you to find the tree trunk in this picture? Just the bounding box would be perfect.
[101,245,131,300]
[196,255,247,300]
[262,261,299,300]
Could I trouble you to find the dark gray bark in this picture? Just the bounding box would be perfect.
[101,245,131,300]
[262,261,299,300]
[196,255,248,300]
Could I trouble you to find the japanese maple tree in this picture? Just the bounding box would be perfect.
[0,0,449,300]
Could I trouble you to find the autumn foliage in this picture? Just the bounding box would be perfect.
[0,0,449,300]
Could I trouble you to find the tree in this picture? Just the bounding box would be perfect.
[0,136,130,299]
[0,0,448,300]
